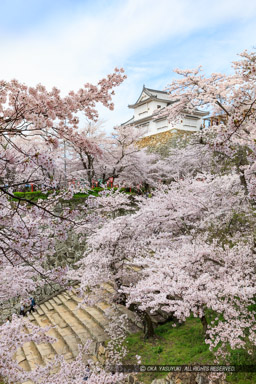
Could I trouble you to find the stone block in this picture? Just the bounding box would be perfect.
[151,379,169,384]
[196,374,210,384]
[98,344,106,355]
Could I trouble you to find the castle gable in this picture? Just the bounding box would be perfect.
[129,86,172,109]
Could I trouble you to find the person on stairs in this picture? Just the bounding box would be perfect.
[83,364,91,381]
[29,297,36,312]
[19,303,25,316]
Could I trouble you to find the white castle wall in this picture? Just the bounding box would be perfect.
[127,90,204,138]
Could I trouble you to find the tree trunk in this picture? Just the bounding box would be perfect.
[200,315,209,338]
[143,311,155,339]
[128,303,155,338]
[239,170,248,195]
[87,155,95,187]
[112,275,127,306]
[143,182,150,194]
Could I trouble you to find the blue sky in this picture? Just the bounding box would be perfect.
[1,0,256,131]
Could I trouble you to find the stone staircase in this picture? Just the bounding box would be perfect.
[14,284,143,384]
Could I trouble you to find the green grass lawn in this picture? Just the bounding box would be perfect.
[124,318,256,384]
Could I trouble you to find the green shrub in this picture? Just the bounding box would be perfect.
[13,191,49,201]
[91,186,104,192]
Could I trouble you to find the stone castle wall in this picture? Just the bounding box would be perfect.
[136,130,192,149]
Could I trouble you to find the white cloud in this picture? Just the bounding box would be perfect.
[0,0,256,131]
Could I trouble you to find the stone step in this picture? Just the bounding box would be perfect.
[24,322,55,366]
[52,296,62,305]
[102,282,116,294]
[96,301,110,312]
[39,303,81,358]
[69,288,142,333]
[44,301,54,311]
[54,293,108,343]
[66,293,110,329]
[35,306,44,316]
[15,347,31,371]
[27,312,35,322]
[15,282,143,382]
[59,292,70,301]
[21,339,43,370]
[31,310,73,361]
[50,296,98,346]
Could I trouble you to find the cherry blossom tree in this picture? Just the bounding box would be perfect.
[76,143,256,360]
[0,68,126,286]
[0,69,127,383]
[63,50,256,371]
[1,135,68,190]
[67,123,164,192]
[161,49,256,198]
[62,120,106,187]
[4,48,256,382]
[94,125,163,191]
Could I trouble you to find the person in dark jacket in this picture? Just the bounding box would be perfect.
[29,297,36,312]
